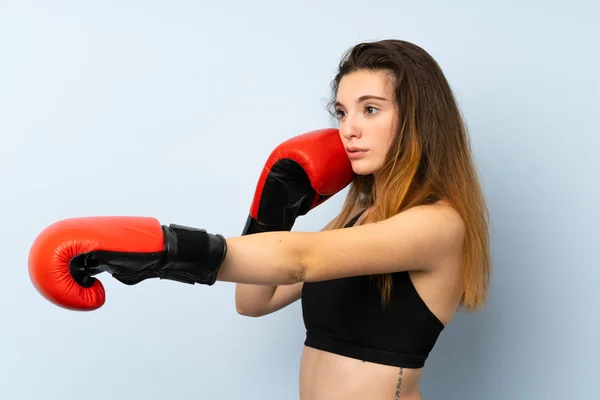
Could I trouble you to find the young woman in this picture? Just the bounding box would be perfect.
[30,39,490,400]
[232,39,492,399]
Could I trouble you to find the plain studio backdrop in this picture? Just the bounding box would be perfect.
[1,1,598,399]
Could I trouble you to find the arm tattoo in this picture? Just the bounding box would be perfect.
[394,367,404,399]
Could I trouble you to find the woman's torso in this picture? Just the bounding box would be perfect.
[299,343,423,400]
[298,202,463,399]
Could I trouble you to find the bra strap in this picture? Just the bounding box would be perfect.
[344,209,366,228]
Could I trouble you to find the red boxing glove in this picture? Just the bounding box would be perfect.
[243,128,355,235]
[29,216,227,311]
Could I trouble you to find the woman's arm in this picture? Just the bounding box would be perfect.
[234,214,342,317]
[217,203,465,285]
[217,230,305,285]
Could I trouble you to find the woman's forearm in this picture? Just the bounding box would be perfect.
[216,231,308,285]
[235,283,277,315]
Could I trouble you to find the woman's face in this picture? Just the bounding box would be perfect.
[334,69,398,176]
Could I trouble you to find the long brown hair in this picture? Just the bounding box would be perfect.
[329,40,491,312]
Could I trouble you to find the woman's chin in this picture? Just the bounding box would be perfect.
[350,160,379,176]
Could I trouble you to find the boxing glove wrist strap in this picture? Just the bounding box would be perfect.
[160,224,228,285]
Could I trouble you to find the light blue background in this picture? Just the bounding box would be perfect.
[1,1,598,399]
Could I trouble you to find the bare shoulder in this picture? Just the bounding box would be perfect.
[301,199,466,282]
[389,199,465,247]
[415,199,465,261]
[406,199,466,261]
[406,201,466,322]
[419,199,465,237]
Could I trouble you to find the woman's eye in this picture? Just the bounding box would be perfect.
[366,106,379,114]
[334,109,346,118]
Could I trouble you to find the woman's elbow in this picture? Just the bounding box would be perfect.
[235,297,268,317]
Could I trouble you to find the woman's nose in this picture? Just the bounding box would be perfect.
[339,116,361,140]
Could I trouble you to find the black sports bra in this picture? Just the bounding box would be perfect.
[301,210,445,368]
